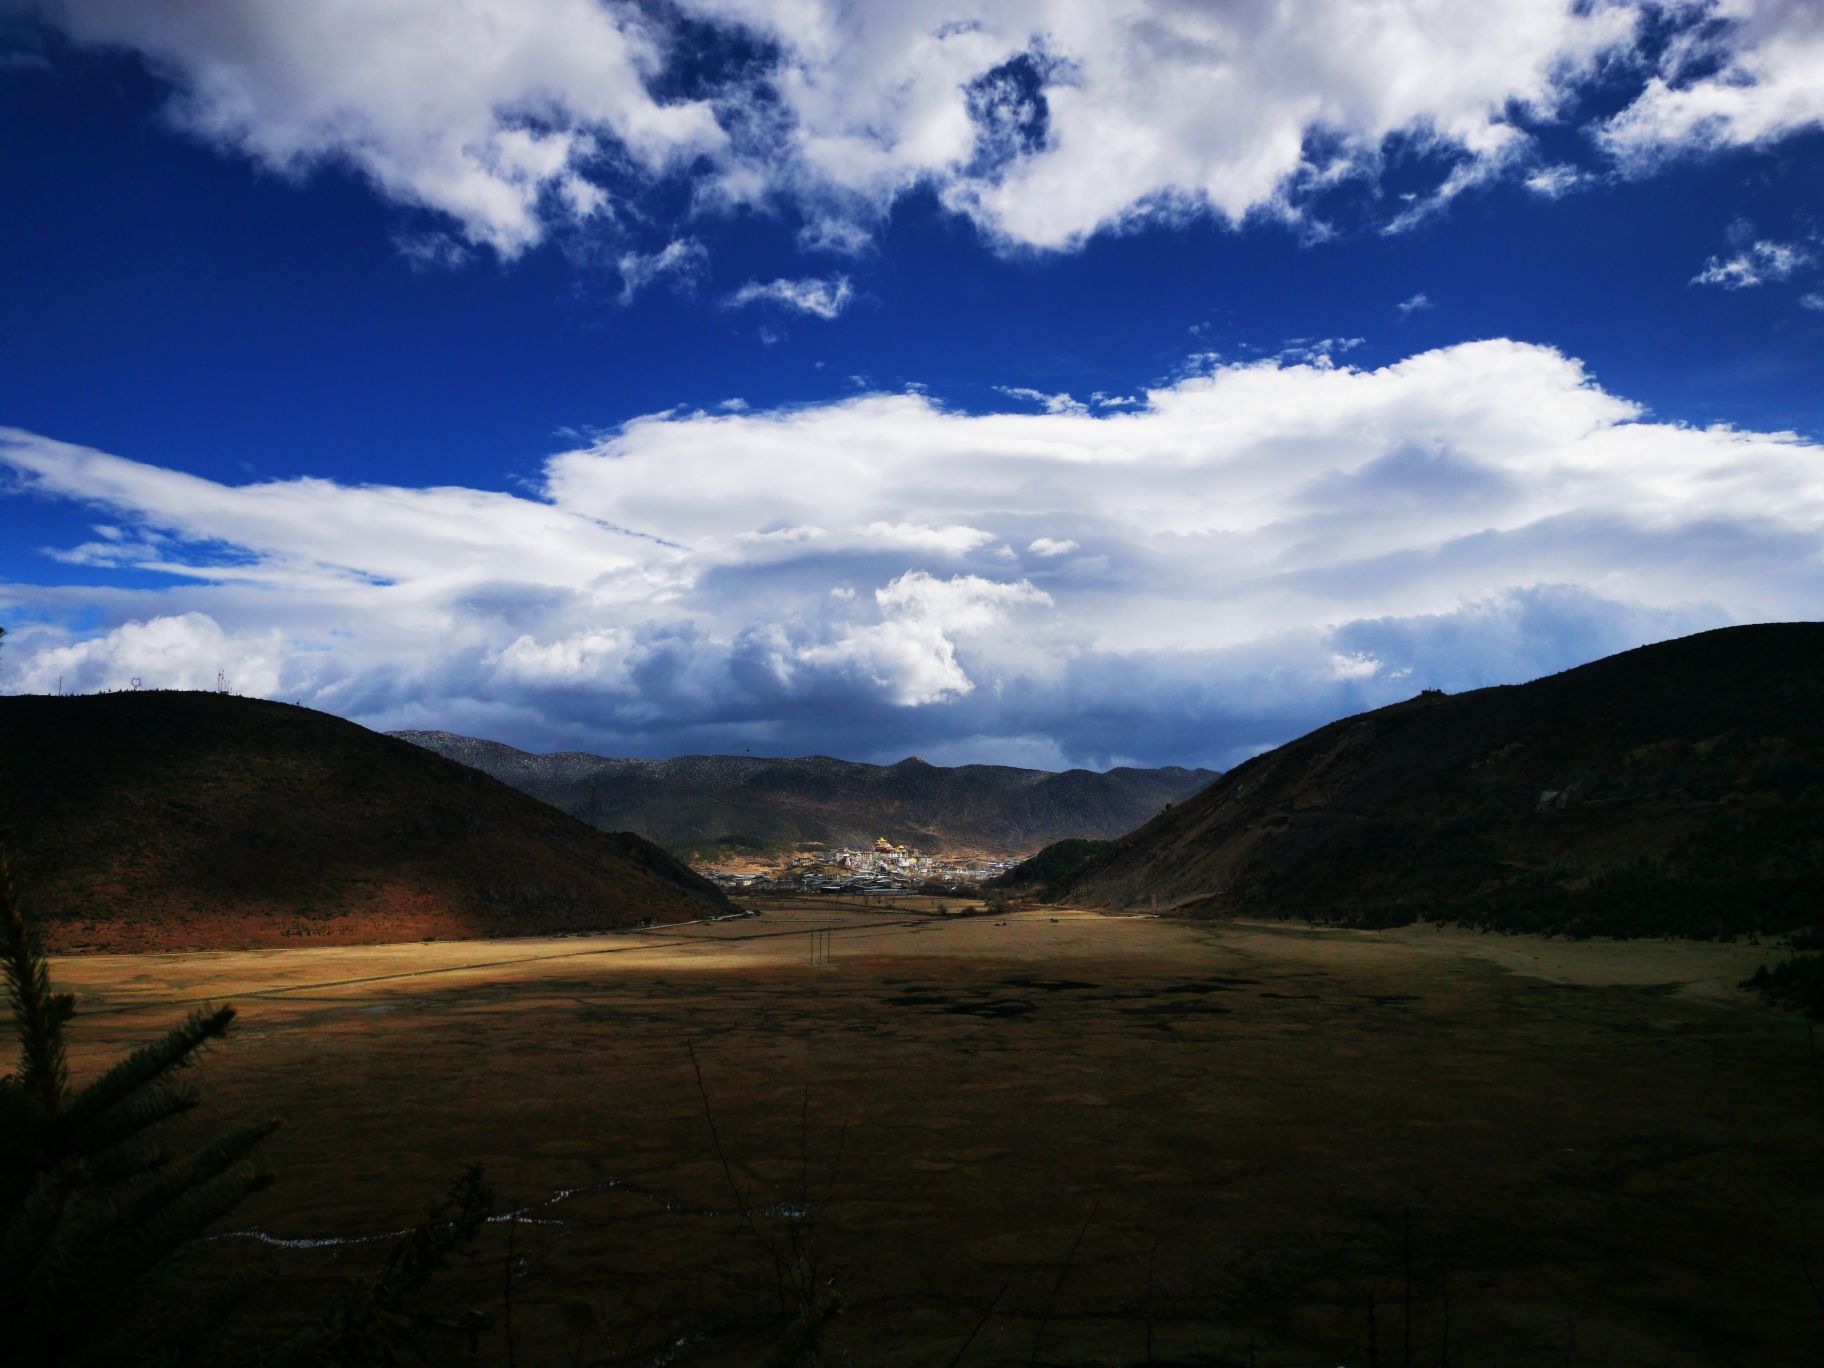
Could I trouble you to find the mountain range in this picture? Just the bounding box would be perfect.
[391,732,1219,857]
[12,623,1815,953]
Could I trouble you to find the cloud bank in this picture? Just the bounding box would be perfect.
[24,1,1824,255]
[5,339,1821,767]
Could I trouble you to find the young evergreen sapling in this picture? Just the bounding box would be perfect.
[0,826,279,1365]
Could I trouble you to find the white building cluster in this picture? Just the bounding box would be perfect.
[708,836,1016,895]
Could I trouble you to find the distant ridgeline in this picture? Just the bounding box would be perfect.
[390,734,1218,858]
[1049,623,1824,940]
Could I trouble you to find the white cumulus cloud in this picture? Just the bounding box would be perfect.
[5,338,1823,765]
[13,613,287,698]
[998,387,1088,416]
[723,275,854,319]
[617,238,709,304]
[1599,0,1824,170]
[21,1,1824,255]
[1692,228,1814,290]
[1522,163,1587,198]
[34,0,726,257]
[802,571,1051,705]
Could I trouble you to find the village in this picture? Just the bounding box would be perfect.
[704,836,1018,897]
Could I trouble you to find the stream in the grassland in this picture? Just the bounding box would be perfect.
[209,1177,809,1249]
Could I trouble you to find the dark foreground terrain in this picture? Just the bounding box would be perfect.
[54,902,1824,1365]
[0,692,730,951]
[1061,623,1824,938]
[394,730,1217,856]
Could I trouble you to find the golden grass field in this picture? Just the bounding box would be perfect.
[52,901,1824,1365]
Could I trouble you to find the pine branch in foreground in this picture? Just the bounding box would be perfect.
[0,825,279,1367]
[268,1164,495,1367]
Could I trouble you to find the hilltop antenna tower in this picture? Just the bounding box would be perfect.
[216,669,228,694]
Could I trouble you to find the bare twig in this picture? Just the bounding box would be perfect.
[1801,1253,1824,1325]
[1027,1198,1099,1367]
[1808,1023,1824,1131]
[798,1086,813,1217]
[1144,1238,1159,1366]
[686,1041,792,1315]
[503,1213,519,1368]
[779,1086,813,1312]
[945,1282,1008,1368]
[1802,1024,1824,1322]
[1402,1204,1413,1368]
[1439,1262,1451,1368]
[682,1043,787,1320]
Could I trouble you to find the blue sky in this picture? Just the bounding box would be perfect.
[3,1,1823,770]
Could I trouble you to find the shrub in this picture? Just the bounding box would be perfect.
[1743,953,1824,1019]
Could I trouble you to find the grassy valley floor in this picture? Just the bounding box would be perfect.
[52,903,1824,1365]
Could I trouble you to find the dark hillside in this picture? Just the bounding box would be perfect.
[988,838,1115,897]
[0,692,731,952]
[1063,623,1824,938]
[392,733,1217,856]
